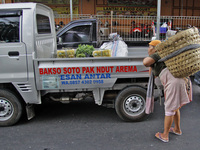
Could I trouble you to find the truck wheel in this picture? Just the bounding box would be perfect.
[0,89,23,126]
[115,86,146,121]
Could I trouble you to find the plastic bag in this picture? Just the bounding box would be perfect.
[166,30,177,40]
[100,33,128,57]
[161,22,168,27]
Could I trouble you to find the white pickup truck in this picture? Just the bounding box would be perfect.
[0,3,149,126]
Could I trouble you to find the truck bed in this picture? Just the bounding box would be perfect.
[34,50,149,91]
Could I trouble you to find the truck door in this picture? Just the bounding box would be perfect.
[0,10,27,82]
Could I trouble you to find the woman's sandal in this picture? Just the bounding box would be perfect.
[169,127,182,135]
[155,132,169,143]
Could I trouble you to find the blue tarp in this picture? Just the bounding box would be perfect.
[155,27,167,33]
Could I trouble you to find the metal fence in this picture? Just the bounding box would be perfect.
[54,14,200,42]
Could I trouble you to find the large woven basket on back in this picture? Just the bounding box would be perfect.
[155,27,200,78]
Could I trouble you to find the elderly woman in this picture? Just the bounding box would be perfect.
[143,40,192,142]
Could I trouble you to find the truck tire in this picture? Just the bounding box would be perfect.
[0,89,23,126]
[115,86,146,121]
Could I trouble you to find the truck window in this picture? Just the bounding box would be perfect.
[0,16,20,43]
[61,25,90,43]
[36,14,51,34]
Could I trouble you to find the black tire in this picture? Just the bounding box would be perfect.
[0,89,23,126]
[115,86,147,121]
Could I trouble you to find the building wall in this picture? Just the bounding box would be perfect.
[1,0,200,16]
[80,0,200,16]
[94,0,157,16]
[172,0,200,16]
[161,0,173,16]
[81,0,95,15]
[0,0,12,3]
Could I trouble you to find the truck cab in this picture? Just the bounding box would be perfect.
[0,3,56,126]
[56,19,100,49]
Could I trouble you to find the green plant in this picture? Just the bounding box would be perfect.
[76,44,95,57]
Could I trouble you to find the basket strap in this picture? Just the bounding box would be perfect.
[158,44,200,62]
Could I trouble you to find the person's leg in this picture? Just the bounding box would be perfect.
[171,109,182,134]
[164,115,174,136]
[155,115,174,141]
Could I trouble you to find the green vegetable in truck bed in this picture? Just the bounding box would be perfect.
[76,44,95,57]
[76,53,86,57]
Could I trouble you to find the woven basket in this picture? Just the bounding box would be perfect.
[156,27,200,78]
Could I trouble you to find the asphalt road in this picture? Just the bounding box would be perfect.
[1,79,200,150]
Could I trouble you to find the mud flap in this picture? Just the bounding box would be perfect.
[26,104,35,120]
[92,88,105,105]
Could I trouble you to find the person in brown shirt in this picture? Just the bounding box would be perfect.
[143,40,192,143]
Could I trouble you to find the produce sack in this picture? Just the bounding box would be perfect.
[93,49,111,57]
[156,27,200,78]
[100,33,128,57]
[57,50,66,58]
[66,49,75,58]
[57,49,76,58]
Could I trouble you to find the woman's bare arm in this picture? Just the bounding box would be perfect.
[143,57,155,67]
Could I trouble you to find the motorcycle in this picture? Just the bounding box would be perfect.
[130,21,153,38]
